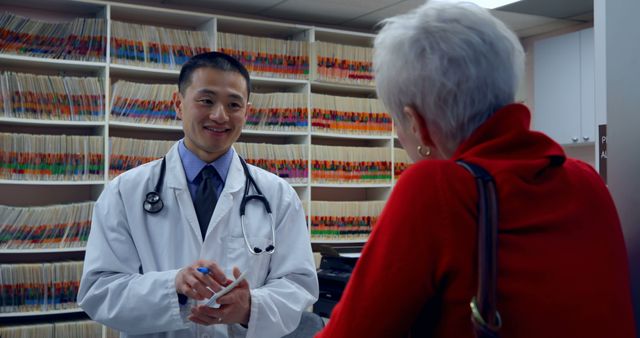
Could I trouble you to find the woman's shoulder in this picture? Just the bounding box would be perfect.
[396,159,472,189]
[390,159,476,223]
[374,159,477,257]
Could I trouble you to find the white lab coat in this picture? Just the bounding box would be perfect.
[78,144,319,338]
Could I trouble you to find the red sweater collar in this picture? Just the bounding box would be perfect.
[452,103,566,176]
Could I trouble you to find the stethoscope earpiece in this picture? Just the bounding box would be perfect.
[250,244,275,255]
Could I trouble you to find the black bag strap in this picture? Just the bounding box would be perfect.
[456,160,502,338]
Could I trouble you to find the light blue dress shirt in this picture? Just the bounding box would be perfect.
[177,139,234,202]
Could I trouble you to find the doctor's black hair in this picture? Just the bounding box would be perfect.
[178,51,251,98]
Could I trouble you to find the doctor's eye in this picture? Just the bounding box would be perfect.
[228,102,244,111]
[197,98,214,105]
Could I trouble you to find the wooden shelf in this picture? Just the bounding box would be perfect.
[251,76,309,86]
[311,183,392,188]
[0,247,86,254]
[311,238,368,244]
[109,63,180,81]
[0,54,105,73]
[311,131,391,140]
[108,120,182,132]
[216,15,311,39]
[0,248,86,264]
[313,27,375,46]
[310,80,376,96]
[0,308,84,319]
[0,180,104,186]
[0,117,104,127]
[242,129,308,137]
[109,2,214,28]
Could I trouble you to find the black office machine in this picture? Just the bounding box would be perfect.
[313,246,359,318]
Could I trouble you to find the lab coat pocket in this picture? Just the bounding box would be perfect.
[225,237,271,288]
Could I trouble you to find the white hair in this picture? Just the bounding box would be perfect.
[374,0,524,155]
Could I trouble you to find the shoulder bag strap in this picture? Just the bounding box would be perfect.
[456,160,502,338]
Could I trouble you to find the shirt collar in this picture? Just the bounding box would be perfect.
[178,139,234,184]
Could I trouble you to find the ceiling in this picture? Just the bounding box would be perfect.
[109,0,593,38]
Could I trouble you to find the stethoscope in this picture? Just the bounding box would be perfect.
[143,155,276,255]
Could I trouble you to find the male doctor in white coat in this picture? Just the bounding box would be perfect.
[78,52,319,337]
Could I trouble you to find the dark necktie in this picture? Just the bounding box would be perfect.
[194,166,218,240]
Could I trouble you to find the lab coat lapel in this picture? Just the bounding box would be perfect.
[164,144,202,242]
[205,150,244,237]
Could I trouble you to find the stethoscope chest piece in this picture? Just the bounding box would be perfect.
[143,191,164,214]
[143,157,167,214]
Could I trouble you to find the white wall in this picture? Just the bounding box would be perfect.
[594,0,607,172]
[597,0,640,334]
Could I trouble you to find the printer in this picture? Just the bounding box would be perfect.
[313,245,360,318]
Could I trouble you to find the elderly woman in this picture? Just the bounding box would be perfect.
[315,1,636,338]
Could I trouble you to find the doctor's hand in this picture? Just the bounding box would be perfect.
[175,260,229,301]
[189,266,252,326]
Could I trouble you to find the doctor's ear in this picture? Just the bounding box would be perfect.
[241,101,251,119]
[174,91,184,120]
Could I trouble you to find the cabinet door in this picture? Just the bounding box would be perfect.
[533,30,581,144]
[580,28,595,143]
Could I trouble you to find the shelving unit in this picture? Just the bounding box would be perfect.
[0,54,107,73]
[0,0,406,334]
[0,309,85,319]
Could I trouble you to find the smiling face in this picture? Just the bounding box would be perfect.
[175,67,249,163]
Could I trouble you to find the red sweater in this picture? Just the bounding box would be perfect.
[316,104,636,338]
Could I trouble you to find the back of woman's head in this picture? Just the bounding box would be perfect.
[374,0,524,156]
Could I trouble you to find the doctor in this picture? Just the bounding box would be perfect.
[78,52,319,337]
